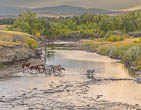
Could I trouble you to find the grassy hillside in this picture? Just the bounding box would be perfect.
[0,30,37,48]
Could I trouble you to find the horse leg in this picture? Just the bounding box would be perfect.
[43,67,46,73]
[23,68,25,73]
[38,68,41,73]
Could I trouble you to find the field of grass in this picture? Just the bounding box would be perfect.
[0,30,38,48]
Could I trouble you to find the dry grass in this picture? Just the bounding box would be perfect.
[0,41,22,47]
[81,38,139,48]
[0,30,34,48]
[0,25,9,31]
[0,30,32,42]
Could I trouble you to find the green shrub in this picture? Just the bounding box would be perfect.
[105,31,114,39]
[136,65,141,70]
[122,46,141,64]
[108,47,124,58]
[84,42,93,47]
[122,34,130,38]
[98,47,111,55]
[107,35,124,42]
[26,38,39,49]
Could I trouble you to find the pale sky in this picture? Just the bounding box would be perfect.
[0,0,141,10]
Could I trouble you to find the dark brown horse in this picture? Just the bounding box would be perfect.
[22,62,31,69]
[30,65,41,73]
[22,62,31,73]
[38,64,46,73]
[30,64,46,73]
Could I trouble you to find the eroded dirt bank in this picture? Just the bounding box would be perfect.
[0,46,39,64]
[0,46,40,79]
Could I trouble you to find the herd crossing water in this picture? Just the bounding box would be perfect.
[0,47,140,109]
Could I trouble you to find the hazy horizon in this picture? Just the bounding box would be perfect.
[0,0,141,11]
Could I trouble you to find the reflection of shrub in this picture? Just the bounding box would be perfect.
[107,35,124,42]
[26,39,39,49]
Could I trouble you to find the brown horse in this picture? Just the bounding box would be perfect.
[52,65,65,74]
[22,62,31,73]
[22,62,31,69]
[30,64,46,73]
[38,64,46,73]
[30,65,41,73]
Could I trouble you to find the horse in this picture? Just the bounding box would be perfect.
[30,65,41,73]
[36,64,46,73]
[52,65,65,74]
[87,69,95,79]
[22,62,31,73]
[30,64,47,73]
[44,65,54,75]
[22,62,31,69]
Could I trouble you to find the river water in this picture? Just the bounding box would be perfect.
[43,49,141,104]
[0,48,140,110]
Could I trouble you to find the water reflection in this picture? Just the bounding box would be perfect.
[43,49,131,78]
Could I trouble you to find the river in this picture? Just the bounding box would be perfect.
[0,48,140,110]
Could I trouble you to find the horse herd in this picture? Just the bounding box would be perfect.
[22,62,65,75]
[22,62,96,78]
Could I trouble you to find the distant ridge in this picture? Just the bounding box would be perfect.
[0,6,28,15]
[0,5,112,16]
[32,5,111,14]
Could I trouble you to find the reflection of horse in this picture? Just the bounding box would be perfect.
[52,65,65,74]
[87,69,95,78]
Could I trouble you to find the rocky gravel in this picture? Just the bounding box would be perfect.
[0,78,140,110]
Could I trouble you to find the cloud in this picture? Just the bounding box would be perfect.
[0,0,141,10]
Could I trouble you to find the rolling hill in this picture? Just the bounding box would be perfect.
[0,6,28,16]
[32,5,111,14]
[0,5,112,16]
